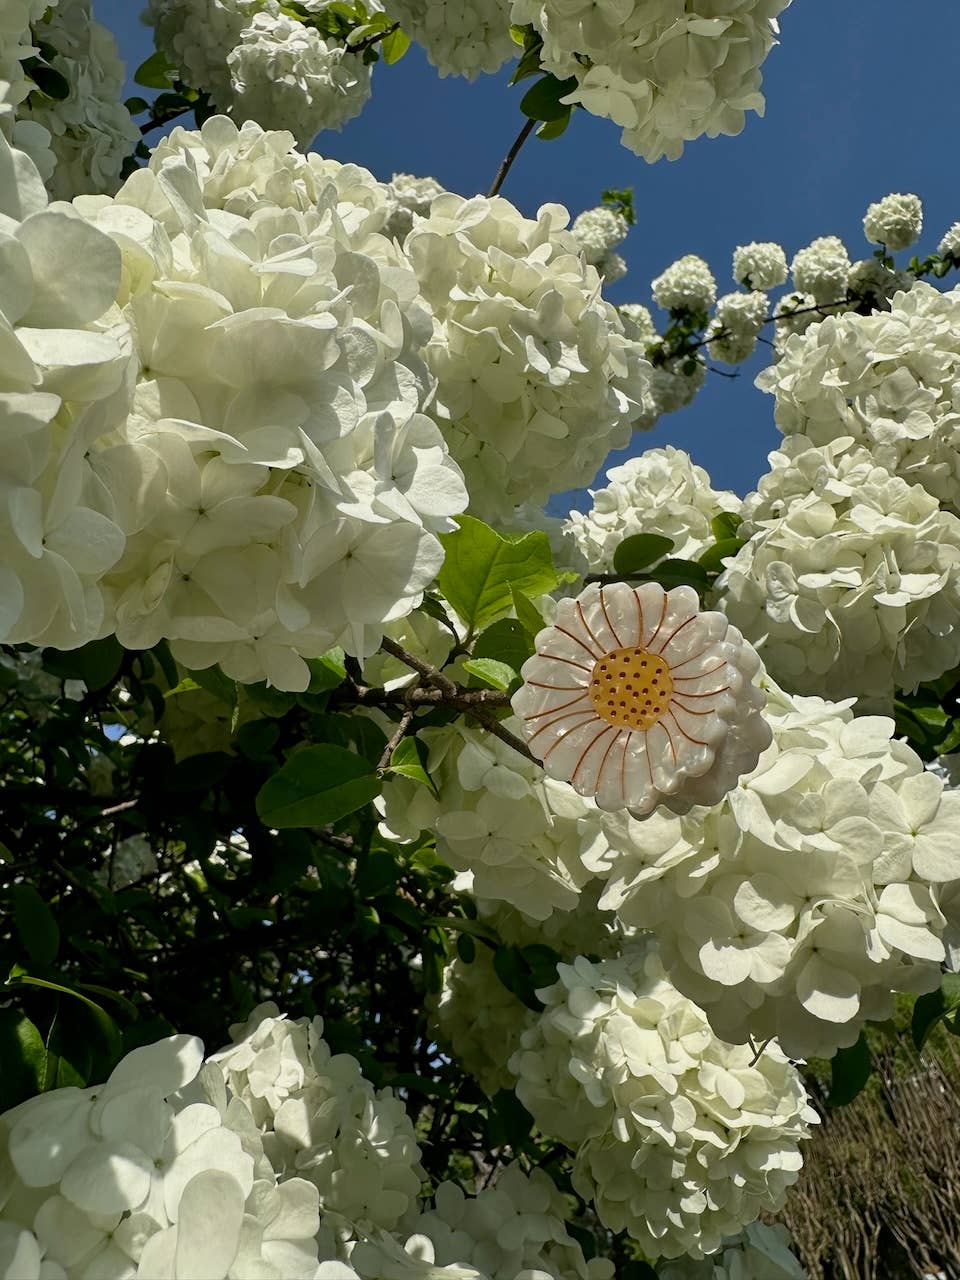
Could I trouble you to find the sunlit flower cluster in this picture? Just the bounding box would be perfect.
[0,0,61,179]
[17,0,138,199]
[383,171,445,242]
[571,204,629,283]
[863,191,923,251]
[758,282,960,512]
[652,254,717,314]
[658,1223,807,1280]
[212,1003,425,1231]
[706,289,769,364]
[598,679,960,1058]
[146,0,374,146]
[384,0,516,78]
[403,193,654,517]
[732,241,788,291]
[513,581,770,816]
[0,1030,325,1278]
[510,0,791,162]
[509,940,817,1259]
[719,437,960,700]
[74,117,466,687]
[566,446,741,573]
[789,236,850,305]
[377,721,603,918]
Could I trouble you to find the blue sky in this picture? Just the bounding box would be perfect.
[98,2,960,511]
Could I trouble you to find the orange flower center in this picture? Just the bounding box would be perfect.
[589,647,674,730]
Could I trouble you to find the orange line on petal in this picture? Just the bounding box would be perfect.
[658,718,678,766]
[599,587,622,648]
[654,612,697,656]
[672,658,726,679]
[595,728,623,796]
[523,692,590,721]
[571,725,617,786]
[541,714,599,759]
[554,624,602,661]
[536,652,593,673]
[620,729,633,800]
[665,708,709,747]
[527,680,588,691]
[670,685,730,699]
[647,592,669,649]
[577,600,606,654]
[529,709,598,746]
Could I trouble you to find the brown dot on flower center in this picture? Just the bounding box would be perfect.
[589,647,674,730]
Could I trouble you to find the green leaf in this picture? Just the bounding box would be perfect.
[11,885,59,967]
[355,850,401,899]
[492,945,558,1012]
[536,109,572,141]
[612,533,675,576]
[438,516,559,634]
[304,648,347,693]
[473,617,536,674]
[187,665,238,707]
[381,26,410,63]
[387,736,438,796]
[697,537,745,574]
[456,933,476,963]
[462,658,517,691]
[163,676,201,700]
[0,1010,46,1109]
[487,1088,533,1148]
[509,42,544,86]
[255,745,381,829]
[711,512,743,541]
[134,49,178,89]
[510,588,544,639]
[912,974,960,1050]
[124,96,150,115]
[41,636,124,691]
[24,59,70,100]
[520,74,577,122]
[827,1034,872,1107]
[648,558,711,591]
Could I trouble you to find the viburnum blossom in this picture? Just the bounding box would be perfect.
[789,236,850,304]
[597,678,960,1058]
[17,0,139,199]
[732,241,788,290]
[0,130,133,651]
[652,254,718,313]
[571,204,630,283]
[512,581,771,816]
[845,256,915,312]
[658,1223,807,1279]
[862,192,923,251]
[73,117,466,687]
[383,171,445,242]
[384,0,516,78]
[757,282,960,512]
[146,0,375,145]
[719,437,960,700]
[403,193,654,517]
[377,722,604,918]
[706,290,769,364]
[566,446,741,573]
[509,940,817,1259]
[510,0,791,163]
[0,2,59,178]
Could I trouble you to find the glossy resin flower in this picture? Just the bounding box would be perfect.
[512,582,771,815]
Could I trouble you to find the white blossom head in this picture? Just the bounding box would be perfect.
[862,192,923,251]
[790,236,850,304]
[385,0,516,79]
[706,290,769,364]
[733,241,788,291]
[651,254,717,314]
[512,581,771,816]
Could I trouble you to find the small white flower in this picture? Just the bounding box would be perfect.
[512,581,770,815]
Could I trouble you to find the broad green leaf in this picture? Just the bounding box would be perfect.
[24,59,70,100]
[255,744,380,828]
[11,885,59,967]
[438,516,559,633]
[381,26,410,63]
[134,50,178,89]
[536,109,572,141]
[827,1033,872,1107]
[427,916,498,944]
[510,588,544,639]
[697,537,745,574]
[354,850,401,899]
[456,933,476,963]
[472,617,535,674]
[387,736,438,796]
[42,636,123,691]
[0,1010,46,1109]
[163,676,201,699]
[188,665,238,707]
[304,648,347,693]
[612,533,674,576]
[648,558,711,591]
[912,974,960,1050]
[711,512,743,541]
[520,74,577,122]
[462,658,517,691]
[124,95,150,114]
[487,1088,533,1148]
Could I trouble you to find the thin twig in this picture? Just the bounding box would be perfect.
[487,117,537,198]
[140,104,193,137]
[346,20,400,55]
[377,708,415,774]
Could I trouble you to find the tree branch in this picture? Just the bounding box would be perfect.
[487,117,537,199]
[140,104,193,137]
[346,21,400,56]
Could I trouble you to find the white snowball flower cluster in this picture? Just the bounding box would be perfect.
[509,940,817,1259]
[939,221,960,259]
[732,241,788,291]
[0,1,58,178]
[146,0,374,147]
[212,1002,425,1231]
[598,679,960,1058]
[719,437,960,699]
[512,581,771,816]
[845,256,914,312]
[377,722,611,919]
[652,254,717,314]
[789,236,850,305]
[73,117,466,687]
[384,0,516,78]
[757,282,960,512]
[17,0,139,200]
[706,290,769,364]
[658,1223,807,1280]
[570,205,629,283]
[863,192,923,251]
[432,885,623,1095]
[403,193,654,518]
[565,446,741,573]
[618,302,709,424]
[0,1031,324,1278]
[510,0,791,162]
[0,130,134,651]
[383,171,445,242]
